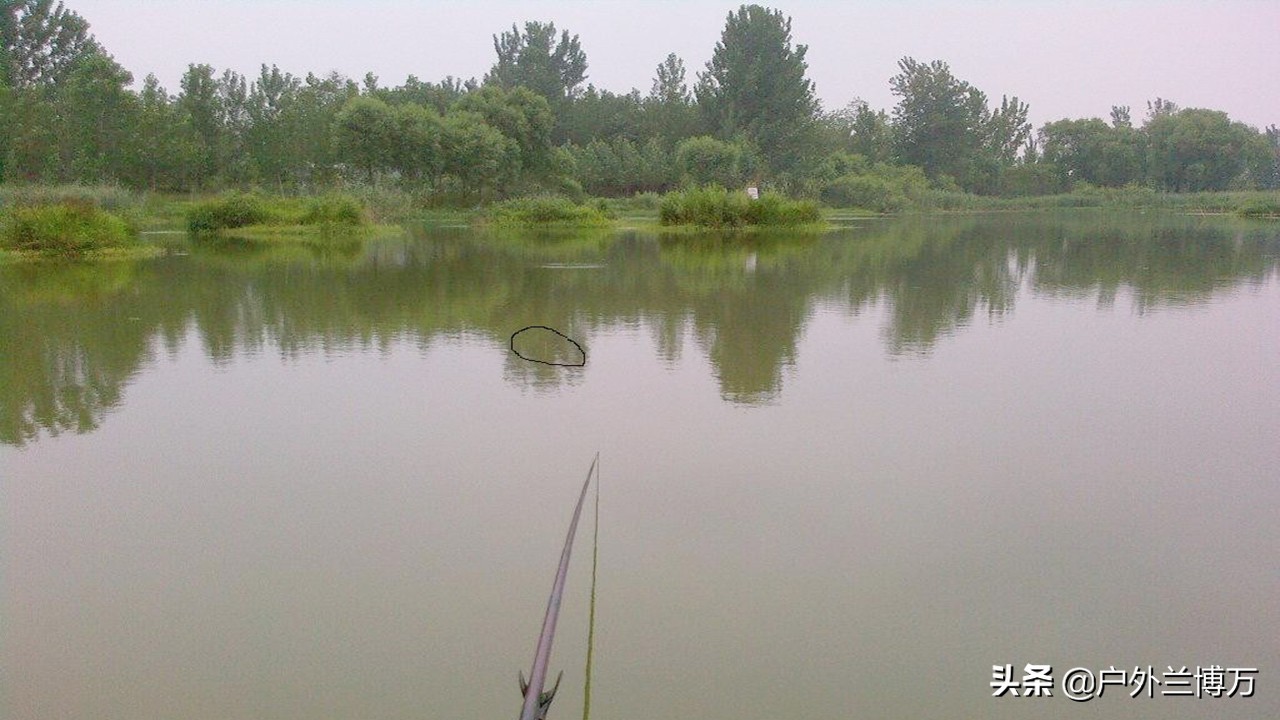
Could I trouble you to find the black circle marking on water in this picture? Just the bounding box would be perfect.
[510,326,587,367]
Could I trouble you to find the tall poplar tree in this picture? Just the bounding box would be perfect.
[485,21,586,105]
[694,4,818,174]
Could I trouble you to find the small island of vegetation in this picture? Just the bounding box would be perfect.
[659,186,821,228]
[185,192,369,239]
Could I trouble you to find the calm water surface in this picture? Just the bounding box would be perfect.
[3,212,1278,720]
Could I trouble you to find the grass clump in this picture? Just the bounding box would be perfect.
[187,192,370,233]
[1236,194,1280,218]
[0,184,139,213]
[186,192,269,231]
[1,200,136,256]
[659,186,822,227]
[300,194,366,225]
[485,195,612,226]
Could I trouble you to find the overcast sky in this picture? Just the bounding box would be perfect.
[70,0,1278,131]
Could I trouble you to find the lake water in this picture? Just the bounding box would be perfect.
[4,212,1278,720]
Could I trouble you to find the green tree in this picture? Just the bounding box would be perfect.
[439,110,518,198]
[485,21,586,105]
[333,96,398,183]
[1144,107,1262,191]
[392,102,443,183]
[567,136,675,195]
[177,63,224,183]
[217,68,253,183]
[821,99,893,164]
[676,135,749,187]
[651,53,688,106]
[695,4,819,174]
[245,64,301,188]
[645,53,697,145]
[559,85,645,145]
[2,0,99,88]
[453,85,554,176]
[130,74,198,190]
[386,74,473,113]
[54,50,137,181]
[2,0,102,181]
[1259,125,1280,189]
[889,57,1030,192]
[288,71,358,186]
[1039,117,1142,188]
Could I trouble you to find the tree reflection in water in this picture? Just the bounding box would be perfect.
[2,213,1276,445]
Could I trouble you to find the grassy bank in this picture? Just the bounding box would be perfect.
[898,186,1280,215]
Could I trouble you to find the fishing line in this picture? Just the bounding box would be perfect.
[582,452,600,720]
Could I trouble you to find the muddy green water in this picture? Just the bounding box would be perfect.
[3,212,1278,720]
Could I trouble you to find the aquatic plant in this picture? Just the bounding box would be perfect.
[658,185,822,227]
[186,192,270,232]
[0,184,140,213]
[187,192,371,233]
[486,196,612,226]
[0,200,136,255]
[300,194,366,225]
[1236,194,1280,218]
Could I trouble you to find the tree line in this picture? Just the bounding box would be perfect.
[2,0,1277,201]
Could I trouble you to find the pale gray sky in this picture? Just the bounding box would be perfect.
[72,0,1278,130]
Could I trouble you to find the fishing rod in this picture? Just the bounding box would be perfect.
[517,454,599,720]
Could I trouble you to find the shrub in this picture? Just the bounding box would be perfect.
[747,192,822,225]
[301,194,366,225]
[186,192,269,231]
[486,195,611,225]
[659,186,820,227]
[1,201,134,255]
[675,136,750,188]
[1237,195,1280,218]
[821,175,905,213]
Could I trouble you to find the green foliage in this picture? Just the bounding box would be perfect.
[391,102,444,182]
[1236,195,1280,218]
[696,5,819,174]
[186,192,269,231]
[485,195,610,225]
[186,191,369,231]
[822,175,904,213]
[1,200,134,254]
[889,57,1030,193]
[301,194,365,225]
[1039,117,1143,188]
[568,137,675,196]
[0,183,138,211]
[558,85,645,146]
[812,159,928,212]
[3,0,100,89]
[333,96,398,182]
[675,136,751,188]
[1144,107,1262,192]
[821,101,894,164]
[644,54,699,146]
[485,21,586,106]
[659,185,820,227]
[454,85,555,177]
[1,1,1273,207]
[439,110,519,197]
